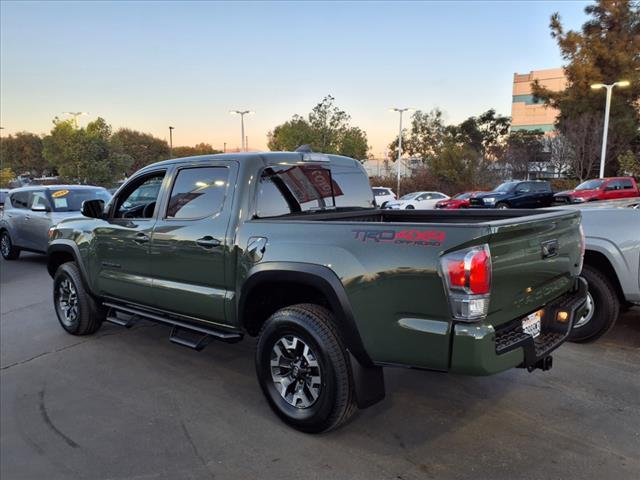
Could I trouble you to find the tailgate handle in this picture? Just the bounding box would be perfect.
[541,239,559,259]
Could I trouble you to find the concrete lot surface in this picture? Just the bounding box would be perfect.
[1,253,639,480]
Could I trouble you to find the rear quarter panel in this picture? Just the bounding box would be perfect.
[236,220,490,369]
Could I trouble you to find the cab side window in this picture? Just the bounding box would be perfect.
[620,179,633,189]
[114,172,166,219]
[166,167,229,219]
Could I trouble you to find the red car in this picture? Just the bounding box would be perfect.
[554,177,639,204]
[435,191,484,209]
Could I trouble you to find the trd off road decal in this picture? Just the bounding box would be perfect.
[353,229,445,247]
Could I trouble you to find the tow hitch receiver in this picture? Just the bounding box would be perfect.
[527,355,553,372]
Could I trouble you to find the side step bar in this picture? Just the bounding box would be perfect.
[103,301,243,351]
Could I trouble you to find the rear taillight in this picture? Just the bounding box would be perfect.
[441,245,491,321]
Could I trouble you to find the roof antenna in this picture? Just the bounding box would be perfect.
[295,144,313,153]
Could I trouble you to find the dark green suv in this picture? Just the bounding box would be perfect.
[47,152,587,432]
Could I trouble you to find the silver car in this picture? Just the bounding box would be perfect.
[555,198,640,342]
[0,185,111,260]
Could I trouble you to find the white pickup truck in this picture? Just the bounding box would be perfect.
[566,198,640,342]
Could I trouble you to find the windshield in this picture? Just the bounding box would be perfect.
[493,182,518,193]
[576,179,605,190]
[372,188,388,196]
[453,192,472,200]
[400,192,421,200]
[50,188,111,212]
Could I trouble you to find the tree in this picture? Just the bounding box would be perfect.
[504,130,546,179]
[172,143,222,159]
[544,134,575,177]
[0,167,15,188]
[111,128,170,174]
[453,109,511,160]
[428,139,487,191]
[562,112,604,180]
[618,150,640,176]
[533,0,640,175]
[388,109,449,163]
[0,132,48,176]
[268,95,369,159]
[42,117,132,186]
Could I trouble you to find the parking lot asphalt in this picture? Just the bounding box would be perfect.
[1,253,639,480]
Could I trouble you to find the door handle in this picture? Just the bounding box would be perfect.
[196,236,221,249]
[133,233,150,244]
[24,215,31,220]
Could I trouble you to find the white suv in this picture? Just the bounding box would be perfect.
[372,187,396,208]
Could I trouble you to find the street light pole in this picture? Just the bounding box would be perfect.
[590,80,630,178]
[169,126,174,156]
[390,108,414,197]
[230,110,254,151]
[63,111,88,128]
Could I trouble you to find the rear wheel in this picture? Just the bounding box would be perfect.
[255,304,356,433]
[569,265,620,343]
[0,231,20,260]
[53,262,106,335]
[495,202,509,209]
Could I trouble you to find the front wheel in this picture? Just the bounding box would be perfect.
[1,231,20,260]
[255,304,356,433]
[53,262,106,335]
[569,265,620,342]
[405,205,415,210]
[495,202,509,209]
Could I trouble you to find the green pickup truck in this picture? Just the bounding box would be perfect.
[47,152,587,432]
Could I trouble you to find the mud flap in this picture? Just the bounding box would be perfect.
[348,351,385,409]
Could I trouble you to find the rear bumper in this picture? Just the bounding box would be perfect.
[449,277,588,375]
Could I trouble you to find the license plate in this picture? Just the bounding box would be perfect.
[522,311,542,338]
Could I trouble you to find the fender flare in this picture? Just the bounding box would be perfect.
[239,262,384,408]
[47,240,96,296]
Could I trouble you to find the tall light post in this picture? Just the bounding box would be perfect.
[389,108,414,197]
[230,110,254,151]
[168,126,174,156]
[63,111,87,128]
[590,80,630,178]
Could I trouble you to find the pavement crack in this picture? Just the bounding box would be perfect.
[39,389,79,449]
[1,339,90,371]
[1,324,157,372]
[181,420,215,479]
[1,298,50,317]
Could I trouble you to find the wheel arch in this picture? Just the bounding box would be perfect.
[47,241,97,297]
[239,262,385,408]
[239,262,372,366]
[583,249,624,302]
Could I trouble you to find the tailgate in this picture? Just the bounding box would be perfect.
[485,210,582,327]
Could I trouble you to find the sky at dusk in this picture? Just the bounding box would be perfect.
[1,1,589,156]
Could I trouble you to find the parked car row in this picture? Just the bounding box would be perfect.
[373,176,639,211]
[0,185,111,260]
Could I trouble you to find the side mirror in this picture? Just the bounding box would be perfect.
[31,204,50,212]
[81,199,105,219]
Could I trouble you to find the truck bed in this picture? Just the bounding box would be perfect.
[258,207,573,225]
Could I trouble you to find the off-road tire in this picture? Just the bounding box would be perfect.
[1,231,20,260]
[569,265,620,343]
[53,262,106,335]
[256,303,356,433]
